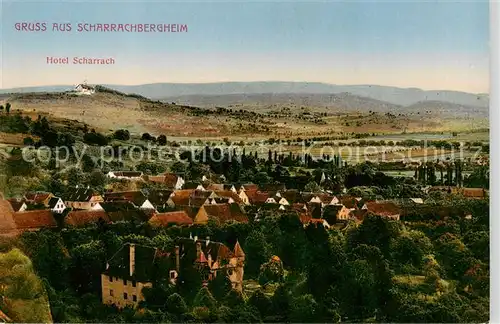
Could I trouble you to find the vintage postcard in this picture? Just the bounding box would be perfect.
[0,1,490,323]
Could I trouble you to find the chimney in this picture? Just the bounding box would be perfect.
[129,243,135,276]
[175,245,180,273]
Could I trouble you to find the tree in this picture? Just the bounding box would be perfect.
[244,230,272,277]
[391,230,433,269]
[5,102,11,113]
[83,131,108,146]
[23,137,35,146]
[88,170,107,190]
[166,293,188,316]
[290,294,320,323]
[193,286,217,309]
[81,154,96,173]
[248,289,272,317]
[304,181,321,192]
[112,129,130,141]
[141,133,154,141]
[157,134,167,146]
[258,257,284,286]
[69,240,107,294]
[464,165,489,189]
[208,271,232,300]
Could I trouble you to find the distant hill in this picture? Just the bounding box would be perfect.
[161,92,403,113]
[0,82,489,107]
[402,100,489,118]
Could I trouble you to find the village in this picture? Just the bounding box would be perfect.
[0,161,489,311]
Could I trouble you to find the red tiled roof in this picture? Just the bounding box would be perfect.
[203,203,248,224]
[146,175,167,183]
[340,196,359,209]
[206,184,224,191]
[65,210,109,227]
[242,184,259,191]
[298,211,312,224]
[104,191,148,206]
[169,190,195,206]
[251,191,270,204]
[365,201,401,218]
[149,211,193,227]
[282,190,304,204]
[462,188,487,198]
[7,198,26,212]
[234,240,245,257]
[214,190,244,204]
[163,173,180,188]
[13,210,57,230]
[24,192,52,204]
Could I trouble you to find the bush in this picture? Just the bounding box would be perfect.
[112,129,130,141]
[83,131,109,146]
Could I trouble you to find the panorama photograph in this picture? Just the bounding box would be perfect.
[0,0,491,323]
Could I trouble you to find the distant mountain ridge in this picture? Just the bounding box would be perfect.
[0,81,489,107]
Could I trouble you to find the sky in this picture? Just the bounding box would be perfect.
[0,0,490,93]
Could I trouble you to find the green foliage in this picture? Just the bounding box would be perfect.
[193,286,217,309]
[304,180,321,192]
[157,134,167,146]
[83,130,109,146]
[244,230,271,277]
[0,248,53,323]
[248,289,272,317]
[391,230,433,268]
[258,259,284,286]
[208,272,232,300]
[112,129,130,141]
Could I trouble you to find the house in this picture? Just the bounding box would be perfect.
[307,218,330,229]
[174,237,245,291]
[24,192,54,207]
[13,210,57,233]
[164,173,185,189]
[364,201,401,220]
[318,194,340,206]
[104,191,156,210]
[64,210,110,227]
[64,187,104,210]
[144,173,185,189]
[101,243,154,308]
[323,204,351,223]
[48,197,66,214]
[213,190,246,205]
[194,203,248,225]
[74,83,95,95]
[148,211,193,227]
[107,171,144,180]
[7,198,27,212]
[167,190,215,208]
[146,189,173,210]
[101,239,245,308]
[282,190,305,204]
[340,196,363,211]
